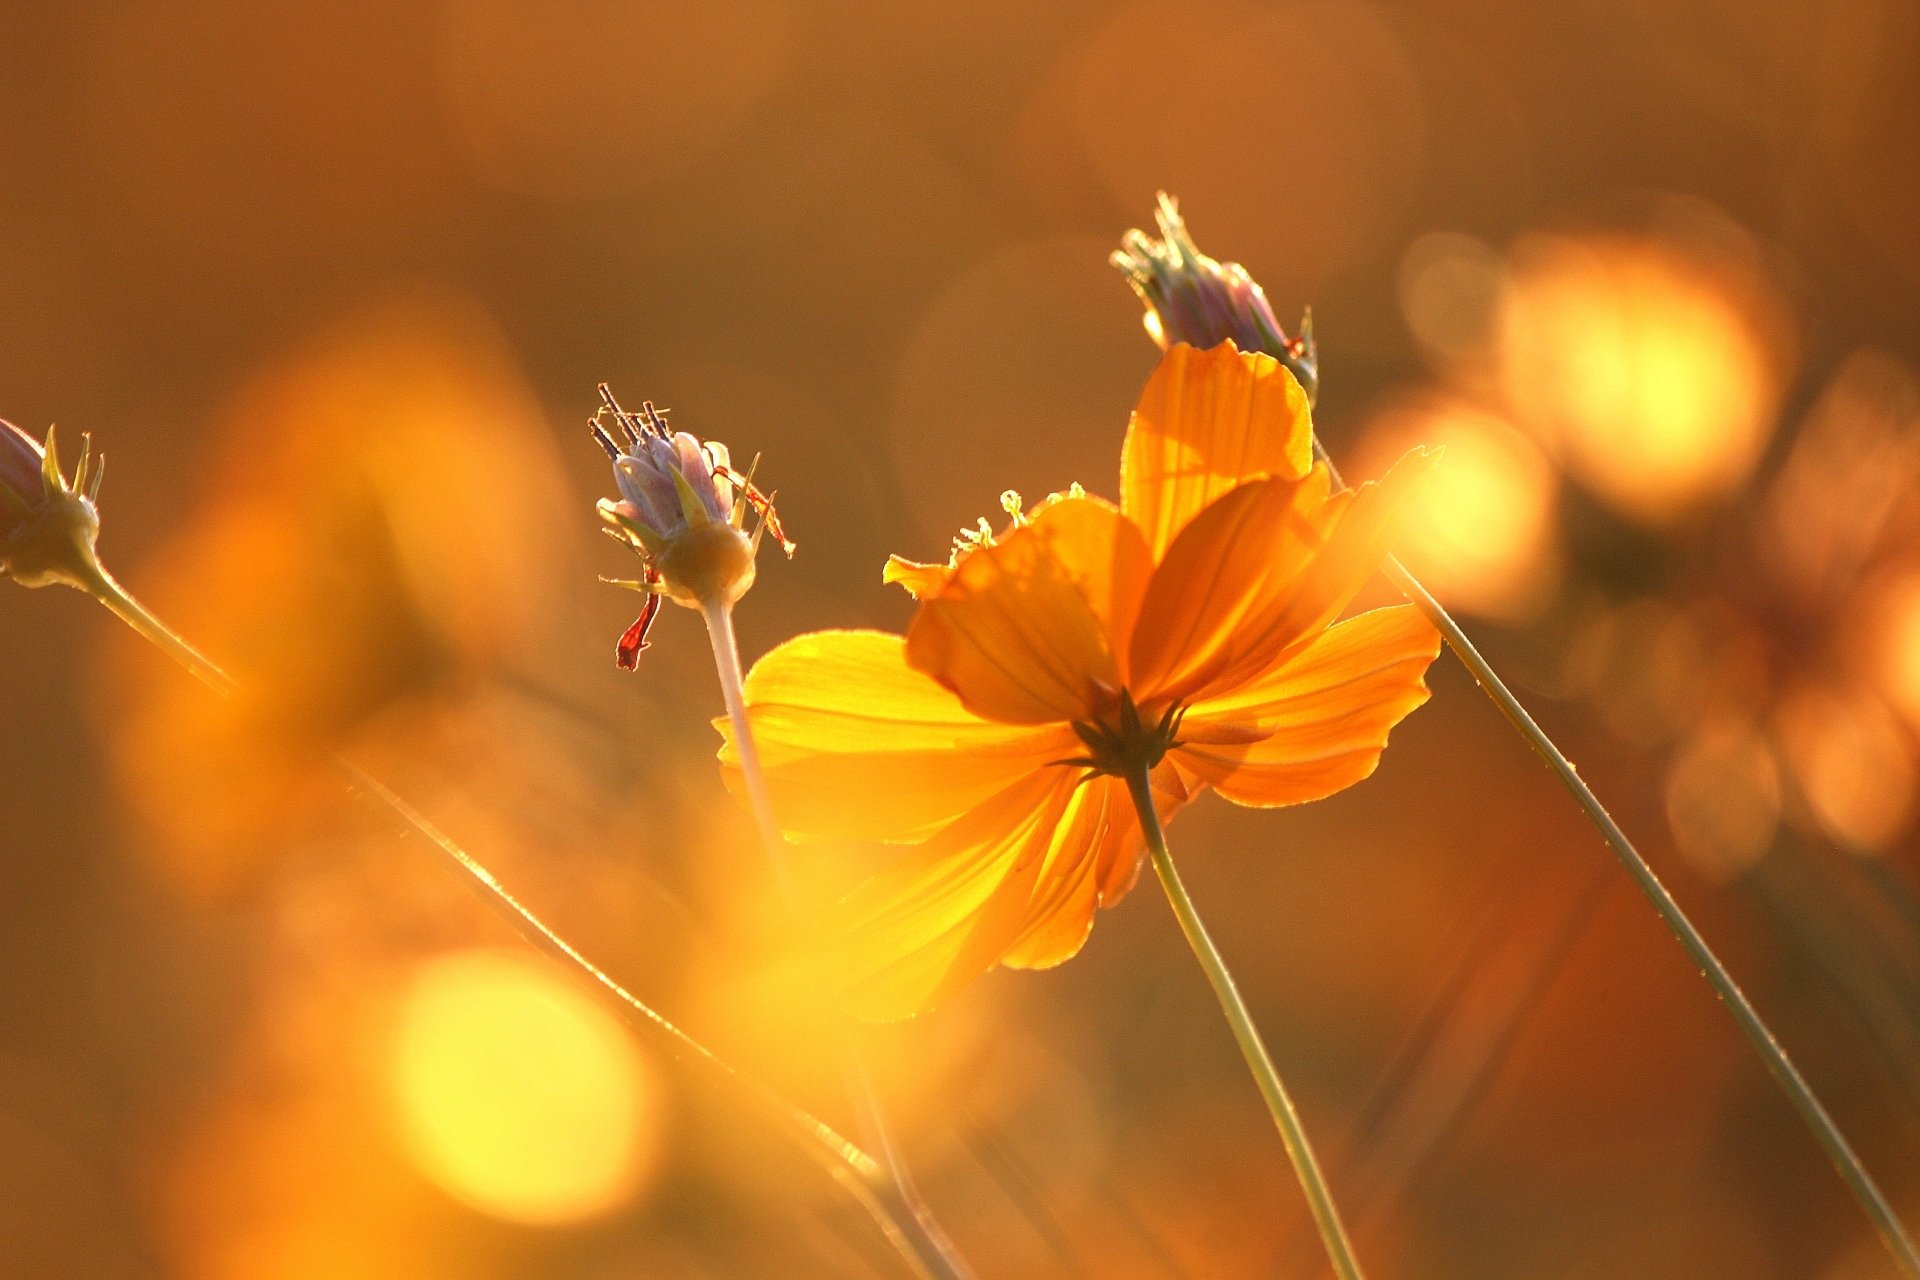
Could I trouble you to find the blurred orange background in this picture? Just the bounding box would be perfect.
[2,1,1919,1276]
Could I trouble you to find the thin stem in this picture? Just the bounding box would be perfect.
[700,600,978,1280]
[1313,440,1920,1276]
[1123,765,1366,1280]
[72,561,938,1278]
[83,559,234,695]
[701,600,800,903]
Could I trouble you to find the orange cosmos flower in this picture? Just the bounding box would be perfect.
[722,343,1441,1020]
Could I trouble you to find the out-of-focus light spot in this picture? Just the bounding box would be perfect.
[1496,234,1783,525]
[1762,351,1920,602]
[1572,600,1736,748]
[102,296,571,897]
[1665,717,1781,881]
[1398,232,1503,371]
[1356,397,1557,620]
[388,948,662,1226]
[1067,0,1424,298]
[1870,572,1920,729]
[435,0,796,200]
[1777,687,1916,852]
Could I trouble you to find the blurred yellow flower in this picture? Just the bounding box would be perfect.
[721,343,1440,1020]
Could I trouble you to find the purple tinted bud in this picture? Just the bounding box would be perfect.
[1112,193,1318,404]
[0,419,48,539]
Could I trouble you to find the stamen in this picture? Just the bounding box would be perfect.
[590,420,623,462]
[638,399,672,438]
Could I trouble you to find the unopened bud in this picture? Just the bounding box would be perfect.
[1112,193,1318,403]
[590,386,793,668]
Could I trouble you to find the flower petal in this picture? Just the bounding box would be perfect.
[719,629,1071,843]
[1126,468,1336,706]
[883,555,950,600]
[993,775,1118,971]
[1141,447,1436,707]
[833,772,1078,1021]
[1120,342,1314,559]
[999,761,1197,968]
[906,495,1151,724]
[1175,604,1440,807]
[1200,447,1436,699]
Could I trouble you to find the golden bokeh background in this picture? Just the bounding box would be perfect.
[2,0,1919,1275]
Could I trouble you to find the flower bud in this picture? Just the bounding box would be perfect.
[0,419,48,540]
[1,422,106,590]
[1112,193,1318,403]
[591,386,793,667]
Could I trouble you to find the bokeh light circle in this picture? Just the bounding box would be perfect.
[1495,233,1783,525]
[387,948,663,1226]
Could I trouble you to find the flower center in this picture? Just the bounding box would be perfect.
[1059,690,1187,780]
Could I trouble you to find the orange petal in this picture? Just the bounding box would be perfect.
[906,495,1151,724]
[999,776,1120,970]
[1148,446,1436,706]
[1120,342,1314,559]
[882,555,949,600]
[1002,755,1209,970]
[1126,469,1336,706]
[834,772,1079,1020]
[719,630,1071,843]
[1175,604,1440,807]
[1201,447,1436,699]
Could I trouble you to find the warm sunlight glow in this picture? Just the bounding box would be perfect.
[1398,231,1503,369]
[1874,572,1920,729]
[388,948,661,1225]
[1358,398,1558,620]
[1778,688,1916,853]
[1497,235,1779,525]
[1665,717,1781,880]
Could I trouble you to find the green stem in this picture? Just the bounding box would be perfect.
[84,559,234,695]
[701,600,978,1280]
[1388,556,1920,1276]
[1123,765,1367,1280]
[72,559,938,1278]
[1313,439,1920,1276]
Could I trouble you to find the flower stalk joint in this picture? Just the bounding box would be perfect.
[1,422,108,590]
[1058,690,1188,781]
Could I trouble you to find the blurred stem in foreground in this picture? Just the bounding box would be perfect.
[1116,195,1920,1278]
[1123,763,1368,1280]
[589,384,974,1280]
[703,599,977,1280]
[1317,453,1920,1279]
[0,431,941,1280]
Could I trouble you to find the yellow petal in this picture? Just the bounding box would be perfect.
[1120,342,1314,559]
[906,495,1150,724]
[834,772,1077,1021]
[1175,604,1440,807]
[882,555,949,600]
[719,630,1071,843]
